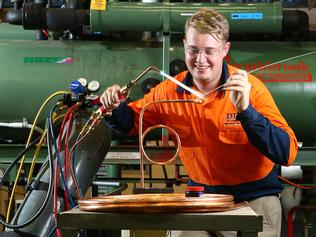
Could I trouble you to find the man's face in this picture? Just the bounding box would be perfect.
[183,27,230,85]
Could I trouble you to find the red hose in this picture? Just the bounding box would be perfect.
[287,205,316,237]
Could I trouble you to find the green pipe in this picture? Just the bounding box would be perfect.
[90,2,282,34]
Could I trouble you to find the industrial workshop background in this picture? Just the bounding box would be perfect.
[0,0,316,236]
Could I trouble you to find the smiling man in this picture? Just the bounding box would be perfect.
[100,8,298,237]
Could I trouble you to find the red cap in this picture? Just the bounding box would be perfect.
[185,186,204,192]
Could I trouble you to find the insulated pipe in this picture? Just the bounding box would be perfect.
[283,10,309,35]
[0,122,44,134]
[21,3,89,31]
[5,9,22,25]
[6,2,284,34]
[90,2,283,33]
[6,2,308,36]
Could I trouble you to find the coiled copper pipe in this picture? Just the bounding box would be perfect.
[138,99,201,188]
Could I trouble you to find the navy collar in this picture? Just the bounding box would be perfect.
[176,62,229,94]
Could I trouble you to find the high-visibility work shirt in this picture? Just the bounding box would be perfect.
[111,63,298,201]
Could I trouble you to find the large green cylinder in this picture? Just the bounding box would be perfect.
[228,42,316,146]
[90,2,282,34]
[0,24,36,40]
[0,39,315,145]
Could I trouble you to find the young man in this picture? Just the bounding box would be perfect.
[100,8,298,237]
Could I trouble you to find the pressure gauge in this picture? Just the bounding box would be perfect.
[70,79,87,94]
[78,77,88,87]
[87,80,100,92]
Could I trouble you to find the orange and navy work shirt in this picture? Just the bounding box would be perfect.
[109,63,298,202]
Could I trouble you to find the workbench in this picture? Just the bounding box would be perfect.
[57,206,263,237]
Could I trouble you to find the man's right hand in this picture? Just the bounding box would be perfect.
[100,84,125,110]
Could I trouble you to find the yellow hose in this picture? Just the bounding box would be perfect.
[26,113,66,183]
[6,91,69,222]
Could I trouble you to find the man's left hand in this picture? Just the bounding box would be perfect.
[224,69,251,113]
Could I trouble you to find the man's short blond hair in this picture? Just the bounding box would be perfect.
[185,8,229,42]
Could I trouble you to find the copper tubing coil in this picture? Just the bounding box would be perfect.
[138,99,199,188]
[78,204,247,213]
[141,124,181,165]
[78,193,247,213]
[79,193,234,203]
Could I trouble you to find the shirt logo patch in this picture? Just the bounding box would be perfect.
[224,113,242,128]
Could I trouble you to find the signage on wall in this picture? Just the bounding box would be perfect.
[225,55,312,82]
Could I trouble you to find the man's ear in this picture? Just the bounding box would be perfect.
[222,42,231,57]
